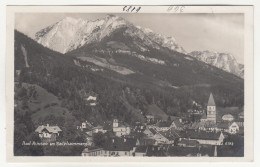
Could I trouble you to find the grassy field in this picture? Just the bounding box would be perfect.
[18,83,74,124]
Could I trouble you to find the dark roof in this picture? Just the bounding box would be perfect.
[207,93,216,106]
[180,130,222,140]
[172,119,183,128]
[149,128,158,135]
[156,121,171,127]
[168,145,215,157]
[103,122,113,130]
[82,146,103,153]
[146,146,166,156]
[135,146,148,153]
[217,122,234,129]
[159,128,180,140]
[138,138,155,146]
[103,137,137,151]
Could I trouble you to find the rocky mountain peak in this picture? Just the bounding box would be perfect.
[189,50,244,78]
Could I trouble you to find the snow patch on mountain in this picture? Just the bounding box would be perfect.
[35,15,129,53]
[21,44,29,67]
[35,15,186,55]
[136,26,186,54]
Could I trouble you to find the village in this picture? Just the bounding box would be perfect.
[35,93,244,157]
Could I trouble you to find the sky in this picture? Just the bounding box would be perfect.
[15,13,244,64]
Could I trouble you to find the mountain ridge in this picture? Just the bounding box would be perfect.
[189,50,244,78]
[35,15,186,54]
[34,15,243,78]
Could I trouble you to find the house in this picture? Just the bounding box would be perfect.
[217,122,239,134]
[112,119,131,137]
[143,128,155,138]
[86,95,97,101]
[222,114,234,121]
[92,125,107,134]
[134,146,148,156]
[235,119,244,128]
[35,124,62,142]
[136,138,155,146]
[171,119,183,130]
[83,91,98,106]
[155,121,172,131]
[199,121,217,132]
[144,128,173,145]
[104,137,137,156]
[81,147,105,156]
[78,120,94,130]
[145,146,166,156]
[178,139,199,147]
[238,112,244,119]
[153,118,183,132]
[82,137,137,157]
[146,114,155,123]
[133,122,145,133]
[180,130,225,145]
[103,122,113,132]
[189,121,216,132]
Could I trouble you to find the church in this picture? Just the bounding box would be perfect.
[201,93,217,123]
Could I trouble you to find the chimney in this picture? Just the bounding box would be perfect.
[47,124,49,127]
[124,138,126,142]
[179,118,182,123]
[112,139,114,143]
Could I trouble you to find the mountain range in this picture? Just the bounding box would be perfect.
[34,15,243,78]
[14,14,244,127]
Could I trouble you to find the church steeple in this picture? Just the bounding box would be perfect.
[207,93,216,106]
[207,93,216,123]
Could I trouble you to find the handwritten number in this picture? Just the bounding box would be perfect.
[122,6,141,13]
[167,6,173,12]
[131,7,135,12]
[174,6,179,12]
[136,7,141,13]
[126,6,132,12]
[167,6,185,13]
[180,6,185,13]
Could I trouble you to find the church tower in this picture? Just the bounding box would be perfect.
[207,93,216,123]
[113,119,118,128]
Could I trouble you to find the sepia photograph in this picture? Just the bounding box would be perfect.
[5,5,254,162]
